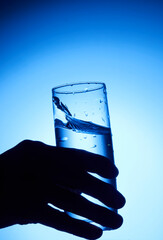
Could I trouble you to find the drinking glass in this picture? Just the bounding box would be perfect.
[52,82,116,230]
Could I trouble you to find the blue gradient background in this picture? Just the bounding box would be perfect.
[0,0,163,239]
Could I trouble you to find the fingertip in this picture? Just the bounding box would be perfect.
[117,194,126,209]
[93,154,119,179]
[113,214,123,229]
[121,195,126,208]
[111,165,119,178]
[87,225,103,240]
[112,192,126,210]
[103,164,119,179]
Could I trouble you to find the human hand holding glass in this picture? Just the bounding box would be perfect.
[0,140,125,239]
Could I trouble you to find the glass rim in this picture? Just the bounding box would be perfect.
[52,82,106,94]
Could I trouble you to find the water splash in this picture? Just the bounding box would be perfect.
[53,97,110,135]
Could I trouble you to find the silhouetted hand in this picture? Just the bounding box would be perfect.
[0,140,125,239]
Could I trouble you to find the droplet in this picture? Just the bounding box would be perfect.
[84,88,88,92]
[59,137,68,142]
[91,145,97,148]
[84,111,88,117]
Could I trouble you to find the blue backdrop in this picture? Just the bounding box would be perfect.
[1,0,163,239]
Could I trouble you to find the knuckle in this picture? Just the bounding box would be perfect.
[20,140,32,149]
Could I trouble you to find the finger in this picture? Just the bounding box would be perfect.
[61,172,125,209]
[9,140,118,179]
[54,147,119,179]
[51,171,125,209]
[46,184,123,229]
[36,204,102,240]
[81,172,125,209]
[36,141,118,179]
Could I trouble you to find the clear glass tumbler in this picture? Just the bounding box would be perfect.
[52,82,116,230]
